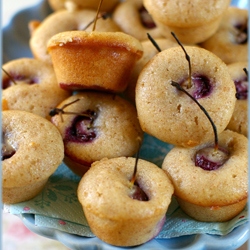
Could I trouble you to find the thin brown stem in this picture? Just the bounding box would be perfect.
[171,80,218,151]
[83,12,108,31]
[2,67,17,85]
[92,0,104,31]
[130,151,139,186]
[49,98,93,122]
[171,32,192,89]
[243,67,248,78]
[130,137,143,186]
[147,33,162,52]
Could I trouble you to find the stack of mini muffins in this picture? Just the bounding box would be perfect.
[2,0,248,248]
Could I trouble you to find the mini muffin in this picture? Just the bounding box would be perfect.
[200,7,248,64]
[29,9,121,64]
[48,0,119,12]
[77,156,174,247]
[51,92,144,176]
[143,0,231,44]
[47,30,143,92]
[162,130,248,222]
[226,61,248,136]
[2,110,64,204]
[2,58,70,120]
[113,0,163,41]
[136,46,236,147]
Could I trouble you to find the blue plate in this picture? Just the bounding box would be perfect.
[21,213,249,250]
[3,0,249,249]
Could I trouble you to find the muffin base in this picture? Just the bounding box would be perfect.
[157,16,223,44]
[63,156,91,176]
[3,178,48,204]
[84,209,166,247]
[177,197,247,222]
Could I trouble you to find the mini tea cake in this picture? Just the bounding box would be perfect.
[136,46,236,147]
[78,157,174,246]
[2,110,64,204]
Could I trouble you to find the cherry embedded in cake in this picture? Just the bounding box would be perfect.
[129,181,149,201]
[128,151,149,201]
[2,110,64,204]
[226,61,248,136]
[77,156,174,246]
[234,22,248,44]
[51,91,144,176]
[136,45,236,147]
[139,5,156,29]
[194,145,229,171]
[2,135,16,161]
[112,0,163,41]
[162,129,248,222]
[200,6,248,64]
[64,109,97,143]
[162,79,247,222]
[235,73,248,100]
[2,58,70,119]
[179,73,213,99]
[2,72,37,89]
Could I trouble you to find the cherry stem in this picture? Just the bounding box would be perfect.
[171,32,192,89]
[147,33,162,52]
[49,98,93,122]
[171,81,219,151]
[243,67,248,78]
[130,137,143,186]
[92,0,104,31]
[83,12,108,31]
[130,151,139,186]
[2,67,17,85]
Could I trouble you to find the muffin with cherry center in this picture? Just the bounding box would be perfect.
[2,110,64,204]
[51,91,144,176]
[47,30,143,92]
[226,61,248,137]
[136,46,236,147]
[2,58,70,119]
[113,0,163,41]
[200,7,248,64]
[162,129,248,222]
[77,156,174,247]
